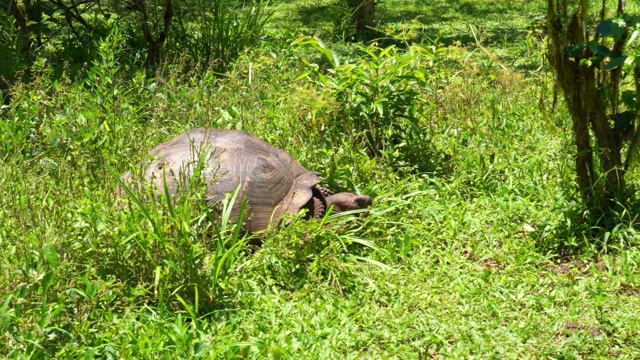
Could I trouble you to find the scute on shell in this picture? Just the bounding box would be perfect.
[119,128,323,232]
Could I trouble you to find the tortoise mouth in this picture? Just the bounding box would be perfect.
[326,192,372,213]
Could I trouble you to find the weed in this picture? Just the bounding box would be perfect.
[2,0,640,358]
[294,36,447,172]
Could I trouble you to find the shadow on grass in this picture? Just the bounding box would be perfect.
[534,190,640,257]
[379,0,543,24]
[295,4,342,29]
[291,0,544,59]
[377,0,544,49]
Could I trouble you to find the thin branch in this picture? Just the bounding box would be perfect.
[617,0,625,16]
[49,0,94,34]
[623,67,640,171]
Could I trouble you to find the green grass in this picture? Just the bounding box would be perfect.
[2,0,640,358]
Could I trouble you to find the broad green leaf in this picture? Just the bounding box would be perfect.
[42,271,55,293]
[596,20,615,36]
[628,29,639,46]
[194,342,208,357]
[614,111,634,131]
[596,44,611,57]
[39,311,52,328]
[621,91,637,110]
[154,266,162,296]
[42,244,59,268]
[291,36,340,68]
[605,56,627,70]
[0,295,12,331]
[565,42,583,59]
[611,20,627,42]
[597,19,626,41]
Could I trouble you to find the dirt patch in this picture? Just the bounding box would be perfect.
[561,320,605,338]
[543,258,607,278]
[618,283,640,296]
[480,258,501,270]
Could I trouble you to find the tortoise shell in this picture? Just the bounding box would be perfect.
[120,128,322,232]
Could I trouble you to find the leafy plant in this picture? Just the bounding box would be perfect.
[112,154,249,315]
[249,204,385,293]
[293,36,442,170]
[4,0,640,357]
[172,0,272,73]
[546,0,640,218]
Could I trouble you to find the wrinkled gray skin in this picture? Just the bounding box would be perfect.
[117,128,371,232]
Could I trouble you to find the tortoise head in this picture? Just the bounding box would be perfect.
[325,192,372,214]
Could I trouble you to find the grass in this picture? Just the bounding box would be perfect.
[2,0,640,358]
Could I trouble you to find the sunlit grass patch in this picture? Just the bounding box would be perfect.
[2,0,640,358]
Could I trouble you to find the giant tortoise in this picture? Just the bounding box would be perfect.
[117,128,371,232]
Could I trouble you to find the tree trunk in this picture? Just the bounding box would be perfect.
[7,1,33,55]
[547,0,627,208]
[25,0,43,48]
[128,0,174,70]
[348,0,374,33]
[145,38,163,69]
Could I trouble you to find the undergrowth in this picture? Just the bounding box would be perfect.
[1,0,640,358]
